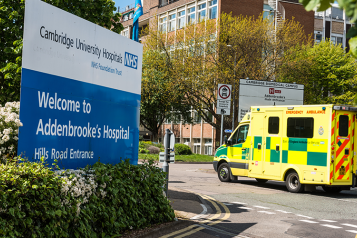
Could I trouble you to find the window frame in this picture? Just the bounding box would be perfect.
[187,5,196,24]
[159,15,168,33]
[231,124,249,144]
[198,2,206,22]
[168,12,176,32]
[268,117,280,134]
[208,0,217,19]
[287,117,314,138]
[177,9,186,29]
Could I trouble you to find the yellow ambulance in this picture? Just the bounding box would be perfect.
[213,105,357,193]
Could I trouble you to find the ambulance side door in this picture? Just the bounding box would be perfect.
[228,124,250,170]
[263,111,283,178]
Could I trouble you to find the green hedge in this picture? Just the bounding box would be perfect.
[0,158,175,237]
[174,144,192,155]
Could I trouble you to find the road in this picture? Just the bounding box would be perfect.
[163,163,357,238]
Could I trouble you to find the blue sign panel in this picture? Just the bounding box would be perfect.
[19,0,143,169]
[224,129,233,133]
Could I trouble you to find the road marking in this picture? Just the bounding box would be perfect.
[196,224,238,237]
[171,195,232,238]
[342,224,357,229]
[319,219,337,223]
[296,214,313,219]
[258,211,275,215]
[238,207,253,210]
[321,224,342,229]
[253,205,270,209]
[346,230,357,234]
[232,202,247,205]
[300,220,319,224]
[190,204,208,220]
[276,210,291,213]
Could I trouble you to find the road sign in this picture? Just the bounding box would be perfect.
[217,84,232,115]
[164,131,175,150]
[159,152,175,163]
[224,129,233,133]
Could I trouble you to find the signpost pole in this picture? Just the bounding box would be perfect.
[163,129,171,197]
[220,115,224,146]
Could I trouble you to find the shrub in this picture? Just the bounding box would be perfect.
[174,143,192,155]
[0,102,23,162]
[148,146,160,154]
[0,158,175,237]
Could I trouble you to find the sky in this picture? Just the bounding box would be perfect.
[113,0,135,13]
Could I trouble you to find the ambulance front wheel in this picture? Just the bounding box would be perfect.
[285,172,304,193]
[218,163,231,182]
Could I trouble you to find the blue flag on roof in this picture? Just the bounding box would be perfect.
[132,0,143,42]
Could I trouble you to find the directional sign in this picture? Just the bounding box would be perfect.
[159,152,175,163]
[217,84,232,115]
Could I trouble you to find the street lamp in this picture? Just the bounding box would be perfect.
[227,45,236,131]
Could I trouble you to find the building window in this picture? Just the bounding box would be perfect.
[208,0,217,19]
[204,139,212,155]
[178,9,186,29]
[263,4,274,21]
[315,32,322,44]
[187,5,196,24]
[175,138,181,143]
[193,138,201,154]
[121,29,129,38]
[268,117,279,134]
[129,12,134,19]
[193,111,201,123]
[169,12,176,32]
[287,118,314,138]
[160,15,167,32]
[331,34,343,46]
[123,14,129,21]
[198,3,206,21]
[183,138,190,146]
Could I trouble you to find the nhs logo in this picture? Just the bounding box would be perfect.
[124,52,138,69]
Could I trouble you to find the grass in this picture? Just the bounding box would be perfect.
[138,153,213,162]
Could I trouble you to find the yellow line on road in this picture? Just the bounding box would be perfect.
[162,194,231,238]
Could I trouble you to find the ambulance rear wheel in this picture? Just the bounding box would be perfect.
[218,163,231,182]
[322,186,342,193]
[285,172,304,193]
[256,178,268,183]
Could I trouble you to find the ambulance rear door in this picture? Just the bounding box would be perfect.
[333,108,354,183]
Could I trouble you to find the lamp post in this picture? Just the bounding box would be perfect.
[227,45,236,131]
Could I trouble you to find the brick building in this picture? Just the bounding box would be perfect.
[119,0,319,155]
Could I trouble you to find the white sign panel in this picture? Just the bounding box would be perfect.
[217,84,232,115]
[238,79,304,121]
[18,0,143,169]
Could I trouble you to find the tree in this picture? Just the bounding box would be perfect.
[140,49,191,141]
[142,14,309,132]
[0,0,123,105]
[278,40,357,104]
[299,0,357,57]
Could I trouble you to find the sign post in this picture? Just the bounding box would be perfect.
[217,84,232,146]
[162,129,175,197]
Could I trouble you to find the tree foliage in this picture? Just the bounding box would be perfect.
[0,0,123,105]
[278,40,357,104]
[140,49,191,141]
[299,0,357,57]
[142,14,310,132]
